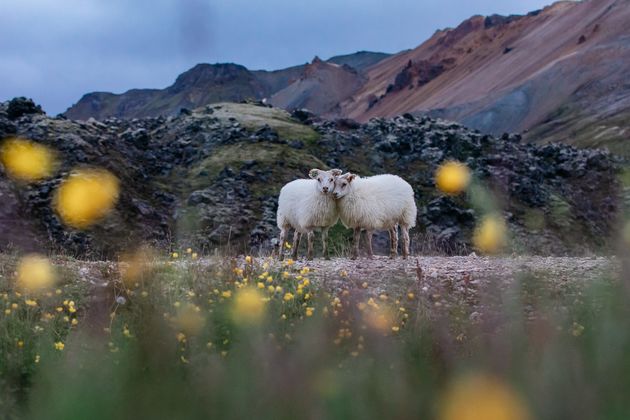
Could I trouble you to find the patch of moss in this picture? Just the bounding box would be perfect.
[205,103,321,145]
[187,142,327,194]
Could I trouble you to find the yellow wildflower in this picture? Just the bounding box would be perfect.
[0,137,58,181]
[123,325,133,338]
[54,341,65,351]
[435,160,471,195]
[231,288,266,326]
[174,304,206,335]
[54,168,119,229]
[473,215,507,254]
[16,254,56,293]
[283,292,295,302]
[439,373,531,420]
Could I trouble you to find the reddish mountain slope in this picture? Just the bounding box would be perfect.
[268,57,366,117]
[339,0,630,152]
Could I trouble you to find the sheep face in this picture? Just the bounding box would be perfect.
[309,168,342,195]
[332,173,357,199]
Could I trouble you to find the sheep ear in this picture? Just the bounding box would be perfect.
[344,173,357,183]
[330,169,343,176]
[309,169,320,179]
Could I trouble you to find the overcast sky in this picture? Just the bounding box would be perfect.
[1,0,553,115]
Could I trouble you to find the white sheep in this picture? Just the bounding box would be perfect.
[333,173,417,259]
[276,168,342,260]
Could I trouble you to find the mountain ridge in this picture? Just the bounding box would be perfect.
[63,52,391,121]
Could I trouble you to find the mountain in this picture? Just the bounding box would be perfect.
[268,57,367,117]
[63,52,390,121]
[338,0,630,154]
[1,98,621,257]
[327,51,392,72]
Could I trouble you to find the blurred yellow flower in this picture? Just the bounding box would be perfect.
[245,255,252,264]
[0,137,57,181]
[283,292,294,302]
[16,254,57,292]
[174,304,206,335]
[231,288,266,326]
[473,215,507,254]
[172,252,179,259]
[186,248,192,254]
[119,247,155,288]
[439,373,531,420]
[305,307,314,317]
[54,341,65,351]
[54,168,119,229]
[364,306,395,333]
[435,161,471,195]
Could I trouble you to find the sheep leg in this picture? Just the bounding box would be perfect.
[306,231,314,260]
[291,230,300,260]
[401,225,410,259]
[366,230,374,259]
[278,227,288,260]
[389,225,399,259]
[322,227,330,260]
[352,228,361,260]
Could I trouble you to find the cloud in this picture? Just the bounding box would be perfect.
[0,0,552,115]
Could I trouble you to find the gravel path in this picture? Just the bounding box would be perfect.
[279,255,616,293]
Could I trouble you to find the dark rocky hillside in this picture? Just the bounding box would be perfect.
[0,97,622,257]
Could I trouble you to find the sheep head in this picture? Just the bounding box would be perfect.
[309,168,341,195]
[332,173,357,199]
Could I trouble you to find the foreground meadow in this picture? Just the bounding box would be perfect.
[1,250,629,419]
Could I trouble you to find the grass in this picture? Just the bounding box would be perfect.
[207,102,321,144]
[1,251,629,419]
[186,142,326,194]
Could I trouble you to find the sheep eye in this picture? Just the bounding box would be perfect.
[342,183,347,187]
[318,178,322,182]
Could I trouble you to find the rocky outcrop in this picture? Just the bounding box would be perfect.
[0,99,621,257]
